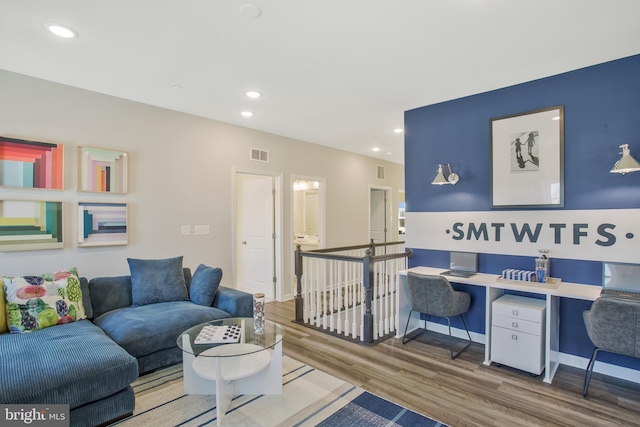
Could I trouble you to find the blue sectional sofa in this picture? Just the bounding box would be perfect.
[1,259,254,427]
[90,267,253,374]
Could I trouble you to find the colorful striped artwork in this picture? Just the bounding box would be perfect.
[78,202,127,247]
[0,136,64,189]
[0,200,64,251]
[78,147,128,193]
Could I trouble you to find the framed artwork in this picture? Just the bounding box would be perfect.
[0,200,64,251]
[490,105,564,208]
[78,146,128,193]
[0,136,64,190]
[77,202,128,247]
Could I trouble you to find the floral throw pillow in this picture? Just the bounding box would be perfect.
[3,268,86,334]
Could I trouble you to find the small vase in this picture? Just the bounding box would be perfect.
[253,293,265,334]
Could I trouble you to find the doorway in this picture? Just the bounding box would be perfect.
[291,176,325,298]
[369,187,391,243]
[292,178,324,247]
[234,170,282,301]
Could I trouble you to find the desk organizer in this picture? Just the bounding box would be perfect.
[496,276,561,289]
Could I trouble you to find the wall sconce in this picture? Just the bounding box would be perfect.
[431,164,460,185]
[610,144,640,174]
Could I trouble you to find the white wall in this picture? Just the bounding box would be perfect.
[0,70,404,299]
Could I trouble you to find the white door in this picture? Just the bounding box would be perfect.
[370,188,388,243]
[238,175,275,299]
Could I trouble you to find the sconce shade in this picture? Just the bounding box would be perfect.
[611,144,640,174]
[432,165,449,185]
[431,163,459,185]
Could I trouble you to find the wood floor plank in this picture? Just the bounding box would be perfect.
[267,300,640,426]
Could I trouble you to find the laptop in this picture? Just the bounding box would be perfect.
[440,251,478,278]
[600,262,640,299]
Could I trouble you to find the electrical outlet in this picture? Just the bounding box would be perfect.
[194,225,210,235]
[181,225,191,236]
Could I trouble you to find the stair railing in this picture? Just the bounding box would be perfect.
[294,240,412,343]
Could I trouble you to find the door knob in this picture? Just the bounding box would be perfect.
[242,241,247,245]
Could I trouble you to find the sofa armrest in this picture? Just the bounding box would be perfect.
[213,286,253,318]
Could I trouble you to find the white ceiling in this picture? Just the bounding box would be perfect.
[2,1,640,165]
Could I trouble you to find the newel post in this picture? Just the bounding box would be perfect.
[362,249,374,343]
[294,244,304,322]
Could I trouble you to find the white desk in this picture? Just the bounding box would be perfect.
[397,266,601,384]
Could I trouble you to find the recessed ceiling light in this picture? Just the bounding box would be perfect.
[394,128,404,134]
[239,4,262,19]
[372,147,380,152]
[241,111,254,118]
[246,91,261,99]
[45,23,77,38]
[552,116,560,121]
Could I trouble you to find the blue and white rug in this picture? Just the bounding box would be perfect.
[114,356,445,426]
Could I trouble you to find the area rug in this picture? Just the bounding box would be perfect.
[112,355,445,426]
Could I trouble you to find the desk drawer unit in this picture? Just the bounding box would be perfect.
[491,294,546,375]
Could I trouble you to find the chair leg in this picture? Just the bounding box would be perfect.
[447,314,473,360]
[402,310,412,344]
[583,347,600,397]
[402,310,426,344]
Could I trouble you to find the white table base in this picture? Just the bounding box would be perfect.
[182,335,283,425]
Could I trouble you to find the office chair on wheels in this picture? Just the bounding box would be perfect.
[402,272,472,359]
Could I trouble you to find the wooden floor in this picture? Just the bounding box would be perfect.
[267,300,640,427]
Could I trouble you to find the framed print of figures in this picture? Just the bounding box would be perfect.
[490,105,564,208]
[0,136,64,190]
[0,200,64,251]
[78,146,128,193]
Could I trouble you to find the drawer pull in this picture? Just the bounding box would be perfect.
[512,309,519,316]
[512,334,518,340]
[512,322,518,328]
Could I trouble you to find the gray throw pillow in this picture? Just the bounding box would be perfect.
[189,264,223,307]
[127,256,189,306]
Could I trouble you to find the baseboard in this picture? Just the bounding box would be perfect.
[413,322,486,345]
[421,323,640,385]
[558,352,640,385]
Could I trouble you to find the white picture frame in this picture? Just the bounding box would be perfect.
[490,105,564,208]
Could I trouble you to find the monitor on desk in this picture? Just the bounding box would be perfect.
[602,262,640,295]
[440,251,478,278]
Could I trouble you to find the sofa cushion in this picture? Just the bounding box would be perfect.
[93,301,231,358]
[0,320,138,409]
[189,264,223,306]
[3,268,87,333]
[128,256,189,306]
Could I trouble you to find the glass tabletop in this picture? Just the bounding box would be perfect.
[177,317,285,357]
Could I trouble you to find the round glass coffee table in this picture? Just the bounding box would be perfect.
[177,318,285,426]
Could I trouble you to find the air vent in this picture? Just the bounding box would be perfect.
[376,165,385,180]
[250,148,269,163]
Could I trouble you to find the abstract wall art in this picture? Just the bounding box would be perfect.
[77,202,128,247]
[0,200,64,251]
[78,146,128,193]
[0,136,64,189]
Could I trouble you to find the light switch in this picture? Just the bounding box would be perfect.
[194,225,210,235]
[181,225,191,236]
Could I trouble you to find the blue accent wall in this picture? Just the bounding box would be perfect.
[405,54,640,370]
